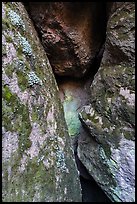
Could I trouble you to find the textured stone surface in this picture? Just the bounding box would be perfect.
[78,2,135,202]
[2,2,81,202]
[24,2,107,78]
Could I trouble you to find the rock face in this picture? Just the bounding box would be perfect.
[24,2,107,78]
[2,2,81,202]
[78,2,135,202]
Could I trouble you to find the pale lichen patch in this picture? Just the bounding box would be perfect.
[64,187,67,195]
[46,105,58,135]
[110,136,135,201]
[43,159,53,170]
[3,42,17,65]
[18,154,28,173]
[120,87,135,106]
[107,98,112,103]
[17,32,33,56]
[32,185,41,202]
[27,71,43,86]
[26,122,47,160]
[94,115,103,126]
[2,129,19,162]
[56,149,68,172]
[7,9,25,31]
[2,3,6,18]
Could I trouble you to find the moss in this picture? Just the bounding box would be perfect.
[16,69,29,91]
[3,85,32,154]
[2,100,14,131]
[5,63,14,78]
[3,157,54,202]
[101,141,111,158]
[123,130,134,140]
[31,110,39,122]
[17,45,24,56]
[2,17,11,30]
[34,65,45,82]
[98,147,117,187]
[3,85,12,102]
[5,34,13,43]
[20,158,56,202]
[2,45,7,56]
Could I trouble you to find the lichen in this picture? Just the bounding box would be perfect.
[17,33,33,56]
[56,149,68,173]
[7,9,25,31]
[27,71,43,86]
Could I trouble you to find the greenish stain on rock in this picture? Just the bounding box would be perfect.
[5,63,14,78]
[5,34,13,43]
[2,16,11,30]
[16,70,28,91]
[3,85,12,102]
[3,85,32,154]
[2,45,7,56]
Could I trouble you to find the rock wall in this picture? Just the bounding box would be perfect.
[2,2,81,202]
[24,2,107,78]
[78,2,135,202]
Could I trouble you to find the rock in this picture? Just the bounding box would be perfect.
[2,2,81,202]
[77,2,135,202]
[24,2,107,78]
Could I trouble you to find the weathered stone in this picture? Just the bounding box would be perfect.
[78,2,135,202]
[2,2,81,202]
[24,2,107,78]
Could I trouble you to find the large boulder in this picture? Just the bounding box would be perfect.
[24,2,107,78]
[78,2,135,202]
[2,2,81,202]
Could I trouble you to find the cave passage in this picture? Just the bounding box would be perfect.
[56,73,111,203]
[24,2,113,202]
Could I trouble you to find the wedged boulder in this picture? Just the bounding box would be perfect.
[2,2,81,202]
[24,2,107,78]
[78,2,135,202]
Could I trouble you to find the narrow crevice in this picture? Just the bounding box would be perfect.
[23,2,113,202]
[56,51,111,202]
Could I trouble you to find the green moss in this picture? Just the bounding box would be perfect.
[2,45,7,56]
[34,65,45,82]
[16,159,56,202]
[16,69,29,91]
[2,101,14,131]
[31,110,39,122]
[3,85,32,154]
[5,35,13,43]
[98,147,117,187]
[3,86,12,102]
[102,142,111,158]
[5,63,14,78]
[17,45,24,56]
[124,130,134,140]
[2,17,11,30]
